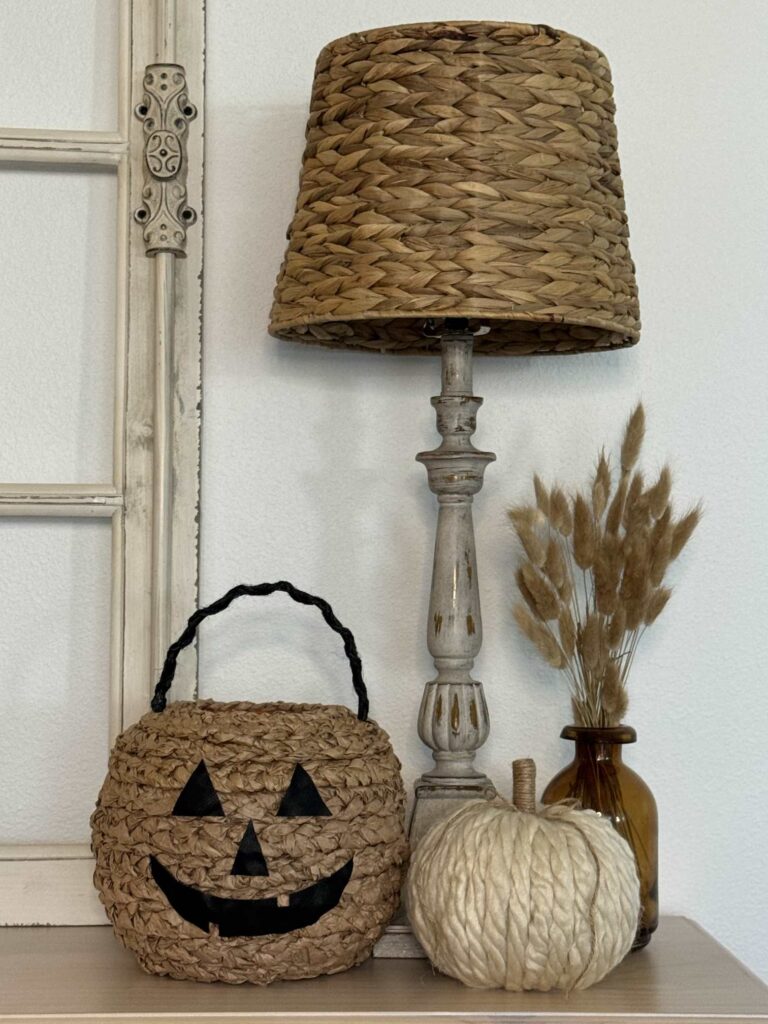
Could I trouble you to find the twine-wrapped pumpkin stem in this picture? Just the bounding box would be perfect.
[512,758,537,813]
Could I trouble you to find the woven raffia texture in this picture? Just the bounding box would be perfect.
[91,700,408,984]
[270,21,640,356]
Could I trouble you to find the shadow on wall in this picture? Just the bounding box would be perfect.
[205,103,311,365]
[204,104,439,718]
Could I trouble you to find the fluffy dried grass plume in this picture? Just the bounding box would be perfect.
[533,474,550,516]
[620,403,645,475]
[509,403,700,727]
[549,487,573,537]
[671,506,702,559]
[513,605,565,669]
[520,563,560,621]
[573,494,597,570]
[592,451,611,519]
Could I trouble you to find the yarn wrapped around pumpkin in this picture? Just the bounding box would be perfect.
[91,583,408,985]
[406,759,639,991]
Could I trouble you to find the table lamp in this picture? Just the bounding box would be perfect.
[270,21,639,841]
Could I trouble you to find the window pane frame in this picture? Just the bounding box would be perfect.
[0,0,204,923]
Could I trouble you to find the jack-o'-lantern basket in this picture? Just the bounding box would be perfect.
[91,582,408,985]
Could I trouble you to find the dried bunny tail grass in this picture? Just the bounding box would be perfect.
[625,596,648,632]
[594,577,618,616]
[559,575,574,606]
[594,533,622,615]
[554,548,574,604]
[651,505,672,548]
[605,474,629,535]
[514,605,566,669]
[516,567,541,620]
[508,504,539,531]
[549,487,573,537]
[508,402,699,729]
[592,450,611,520]
[520,563,561,621]
[602,661,628,725]
[647,465,672,519]
[516,523,547,568]
[533,474,550,517]
[623,471,648,532]
[508,505,546,568]
[671,504,702,560]
[571,696,588,727]
[558,608,576,659]
[620,402,645,476]
[543,536,567,592]
[606,605,627,649]
[581,613,605,671]
[645,586,673,624]
[620,531,651,602]
[649,511,674,587]
[573,493,597,570]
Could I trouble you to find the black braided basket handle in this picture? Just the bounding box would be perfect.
[150,581,369,721]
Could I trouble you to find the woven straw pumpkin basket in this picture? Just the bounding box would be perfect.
[91,583,408,984]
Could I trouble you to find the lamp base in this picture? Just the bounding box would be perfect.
[373,907,425,958]
[411,320,496,847]
[409,772,496,846]
[375,773,496,960]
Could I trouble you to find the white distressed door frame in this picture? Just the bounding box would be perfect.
[0,0,204,924]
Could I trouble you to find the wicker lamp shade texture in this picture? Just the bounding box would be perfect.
[269,21,640,356]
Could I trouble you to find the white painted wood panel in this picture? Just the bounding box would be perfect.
[0,0,119,131]
[0,164,117,483]
[0,518,111,843]
[0,0,204,925]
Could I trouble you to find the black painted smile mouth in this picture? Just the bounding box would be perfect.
[150,855,354,938]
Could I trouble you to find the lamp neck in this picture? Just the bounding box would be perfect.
[441,330,474,396]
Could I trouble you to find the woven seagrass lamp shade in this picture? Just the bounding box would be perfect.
[269,21,640,845]
[270,20,639,354]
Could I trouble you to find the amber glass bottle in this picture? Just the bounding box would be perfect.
[541,725,658,950]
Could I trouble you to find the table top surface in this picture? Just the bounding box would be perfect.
[0,917,766,1023]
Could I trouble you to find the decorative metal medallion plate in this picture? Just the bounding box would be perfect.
[134,64,197,257]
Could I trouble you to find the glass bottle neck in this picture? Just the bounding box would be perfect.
[574,737,624,763]
[562,725,635,763]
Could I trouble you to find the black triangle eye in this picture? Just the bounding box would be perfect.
[277,764,331,817]
[172,760,225,816]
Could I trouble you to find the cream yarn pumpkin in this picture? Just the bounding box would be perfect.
[407,759,639,991]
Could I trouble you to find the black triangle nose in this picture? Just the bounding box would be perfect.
[230,821,269,876]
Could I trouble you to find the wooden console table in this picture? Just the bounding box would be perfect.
[0,917,766,1023]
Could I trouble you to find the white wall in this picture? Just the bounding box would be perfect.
[201,0,768,981]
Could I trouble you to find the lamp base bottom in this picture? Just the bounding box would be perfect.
[374,775,496,958]
[373,907,425,959]
[408,773,496,846]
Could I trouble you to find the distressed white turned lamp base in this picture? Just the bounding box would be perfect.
[409,320,497,844]
[379,323,497,959]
